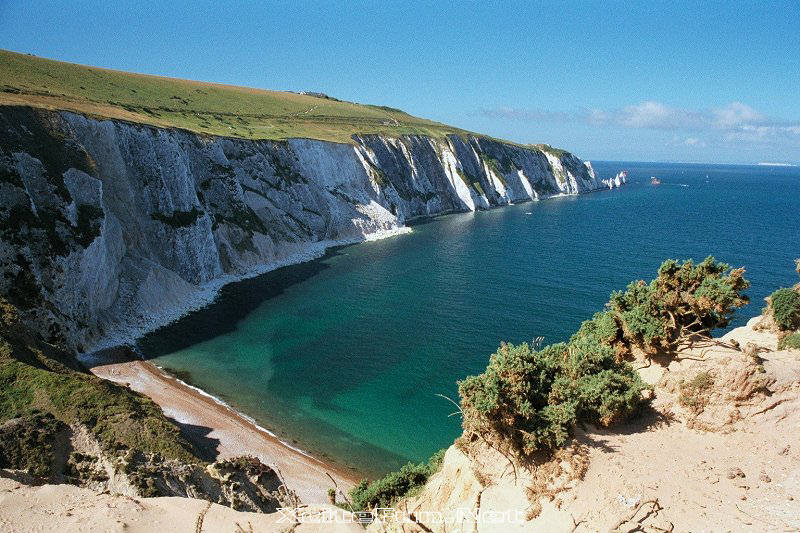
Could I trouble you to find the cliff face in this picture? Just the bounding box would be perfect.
[0,106,607,351]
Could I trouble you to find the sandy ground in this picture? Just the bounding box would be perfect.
[89,358,359,504]
[0,477,364,533]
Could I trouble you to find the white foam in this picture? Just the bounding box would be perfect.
[156,368,318,460]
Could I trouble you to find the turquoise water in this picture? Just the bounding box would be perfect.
[140,161,800,478]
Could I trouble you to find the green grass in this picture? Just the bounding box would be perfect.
[0,49,473,143]
[455,167,486,195]
[349,449,445,510]
[0,299,201,464]
[0,359,197,462]
[535,144,569,158]
[483,157,508,186]
[0,412,66,478]
[0,49,583,156]
[778,331,800,351]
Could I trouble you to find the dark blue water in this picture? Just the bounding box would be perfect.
[140,161,800,477]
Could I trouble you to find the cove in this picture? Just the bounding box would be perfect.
[138,161,800,478]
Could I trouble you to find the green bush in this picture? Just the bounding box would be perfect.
[778,332,800,351]
[458,342,573,456]
[459,336,645,459]
[0,411,66,478]
[677,371,714,413]
[572,311,619,345]
[457,257,747,461]
[769,288,800,331]
[349,449,445,510]
[558,333,644,426]
[608,257,749,354]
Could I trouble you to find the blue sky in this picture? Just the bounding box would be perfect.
[2,1,798,163]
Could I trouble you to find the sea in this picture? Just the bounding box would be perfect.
[137,161,800,478]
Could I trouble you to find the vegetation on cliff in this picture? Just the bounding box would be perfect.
[768,288,800,331]
[779,332,800,350]
[605,257,750,355]
[766,259,800,350]
[0,298,202,469]
[458,330,646,459]
[348,450,445,511]
[457,257,749,461]
[0,412,66,479]
[347,258,750,509]
[0,297,289,511]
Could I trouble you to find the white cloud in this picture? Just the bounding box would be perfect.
[619,101,671,128]
[614,101,699,129]
[684,137,705,147]
[481,107,571,122]
[712,102,764,128]
[482,101,800,148]
[589,101,774,132]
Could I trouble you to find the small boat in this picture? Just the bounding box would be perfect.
[650,176,662,186]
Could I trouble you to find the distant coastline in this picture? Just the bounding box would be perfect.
[757,162,797,167]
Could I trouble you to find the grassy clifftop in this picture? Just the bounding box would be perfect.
[0,49,471,143]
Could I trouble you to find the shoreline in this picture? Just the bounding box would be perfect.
[88,354,360,504]
[153,366,320,460]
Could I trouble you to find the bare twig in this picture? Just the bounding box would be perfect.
[569,512,587,532]
[435,393,464,419]
[734,503,782,527]
[477,433,517,484]
[532,336,545,351]
[325,472,354,512]
[607,498,661,532]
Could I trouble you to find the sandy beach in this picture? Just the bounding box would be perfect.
[88,356,359,504]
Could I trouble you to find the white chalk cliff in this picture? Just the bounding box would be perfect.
[0,107,614,351]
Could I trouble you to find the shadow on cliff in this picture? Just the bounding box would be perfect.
[167,419,222,462]
[136,247,343,358]
[576,404,677,454]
